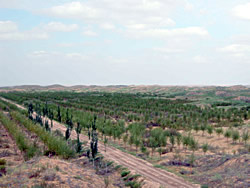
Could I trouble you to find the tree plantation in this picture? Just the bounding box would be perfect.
[0,90,249,187]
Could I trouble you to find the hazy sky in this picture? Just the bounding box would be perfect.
[0,0,250,86]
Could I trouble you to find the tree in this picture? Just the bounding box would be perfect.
[65,127,71,140]
[28,103,33,120]
[202,143,209,155]
[182,135,190,152]
[157,147,163,159]
[45,119,50,132]
[90,115,98,167]
[176,133,182,149]
[189,137,199,154]
[207,126,213,137]
[140,144,147,155]
[135,138,140,153]
[57,105,61,122]
[170,136,175,151]
[232,130,240,144]
[201,124,207,136]
[48,109,54,128]
[189,153,196,167]
[224,129,232,142]
[104,136,108,152]
[149,137,157,157]
[242,131,249,145]
[194,124,200,134]
[65,109,73,141]
[75,122,82,153]
[215,128,223,137]
[129,135,134,150]
[123,134,128,149]
[43,101,48,117]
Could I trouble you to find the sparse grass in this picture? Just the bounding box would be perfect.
[73,175,83,180]
[54,165,60,171]
[153,164,199,185]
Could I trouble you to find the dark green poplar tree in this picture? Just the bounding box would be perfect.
[89,115,98,167]
[43,101,48,117]
[65,109,73,140]
[57,105,61,122]
[45,119,50,132]
[75,122,82,153]
[48,109,54,128]
[28,103,33,120]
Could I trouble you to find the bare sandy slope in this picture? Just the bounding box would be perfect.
[0,97,198,188]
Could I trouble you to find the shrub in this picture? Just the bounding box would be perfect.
[224,129,232,141]
[202,143,209,155]
[125,181,141,188]
[121,170,131,177]
[232,130,240,144]
[242,131,249,144]
[0,159,6,166]
[207,126,213,136]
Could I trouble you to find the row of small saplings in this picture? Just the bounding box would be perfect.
[109,125,249,158]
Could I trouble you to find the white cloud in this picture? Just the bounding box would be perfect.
[232,3,250,21]
[0,21,18,33]
[66,53,87,60]
[82,30,98,36]
[218,44,250,60]
[28,51,87,61]
[42,1,194,35]
[193,55,208,64]
[0,20,49,40]
[28,50,50,58]
[0,31,48,40]
[99,23,116,30]
[44,2,100,20]
[126,27,208,38]
[39,1,210,40]
[43,22,78,32]
[218,44,250,53]
[153,47,183,53]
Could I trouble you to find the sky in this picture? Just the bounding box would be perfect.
[0,0,250,86]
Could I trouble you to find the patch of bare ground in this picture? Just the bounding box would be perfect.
[0,122,23,168]
[191,153,250,187]
[0,156,124,188]
[161,152,250,187]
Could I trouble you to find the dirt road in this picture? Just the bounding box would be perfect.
[0,97,198,188]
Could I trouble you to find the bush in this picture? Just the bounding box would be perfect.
[232,130,240,143]
[121,170,131,177]
[0,159,6,166]
[201,185,209,188]
[125,181,141,188]
[114,165,122,170]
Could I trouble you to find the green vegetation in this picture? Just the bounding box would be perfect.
[11,111,75,159]
[121,170,131,177]
[0,111,39,160]
[0,89,249,187]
